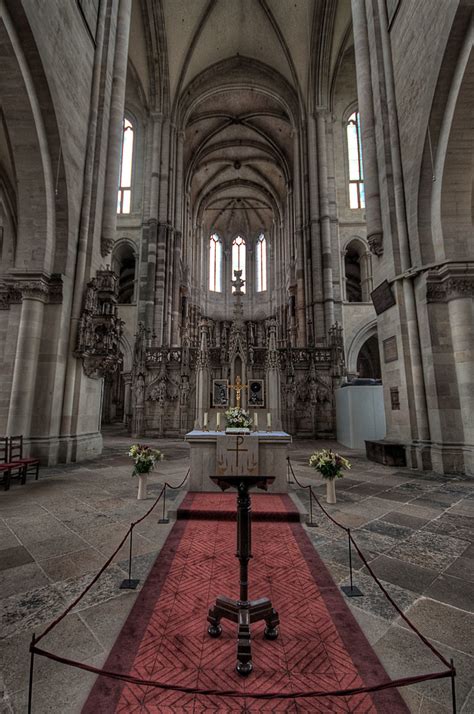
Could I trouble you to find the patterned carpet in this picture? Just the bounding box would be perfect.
[83,493,408,713]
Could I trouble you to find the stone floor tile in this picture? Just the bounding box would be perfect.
[399,598,474,656]
[0,614,104,696]
[346,605,392,645]
[0,583,67,639]
[1,562,50,600]
[38,548,107,582]
[23,531,89,560]
[382,511,431,530]
[363,519,414,540]
[444,555,474,583]
[339,571,419,621]
[389,531,469,571]
[424,574,474,612]
[368,554,438,594]
[0,546,33,572]
[5,514,72,545]
[52,564,130,613]
[374,625,472,711]
[460,686,474,713]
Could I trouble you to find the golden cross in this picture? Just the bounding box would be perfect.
[229,375,248,408]
[227,435,248,469]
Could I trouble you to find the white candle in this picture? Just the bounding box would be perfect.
[267,412,272,428]
[203,412,208,427]
[254,412,258,429]
[216,412,221,428]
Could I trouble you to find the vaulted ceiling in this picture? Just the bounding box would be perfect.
[132,0,352,238]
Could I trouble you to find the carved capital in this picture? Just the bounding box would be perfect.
[367,231,383,256]
[426,263,474,303]
[101,236,115,258]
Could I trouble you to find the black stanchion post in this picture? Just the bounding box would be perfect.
[120,525,140,589]
[28,633,35,714]
[158,484,169,524]
[306,488,317,528]
[450,658,457,713]
[287,457,294,484]
[341,529,363,597]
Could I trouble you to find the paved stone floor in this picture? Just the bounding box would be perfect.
[0,428,472,713]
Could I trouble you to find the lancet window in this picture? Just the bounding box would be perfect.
[256,233,267,292]
[232,236,246,293]
[209,233,223,292]
[117,117,134,214]
[346,111,365,210]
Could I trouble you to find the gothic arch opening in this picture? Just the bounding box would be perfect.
[112,242,137,304]
[356,334,381,379]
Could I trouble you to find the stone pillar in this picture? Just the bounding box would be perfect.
[316,109,335,332]
[307,114,325,341]
[123,372,132,426]
[448,293,474,449]
[7,282,47,438]
[265,319,282,430]
[194,320,210,429]
[101,0,132,256]
[351,0,383,256]
[360,250,373,301]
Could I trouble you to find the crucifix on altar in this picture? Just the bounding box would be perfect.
[229,375,247,408]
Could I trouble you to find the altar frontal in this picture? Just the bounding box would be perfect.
[216,434,258,476]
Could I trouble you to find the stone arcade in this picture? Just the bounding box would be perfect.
[0,1,472,477]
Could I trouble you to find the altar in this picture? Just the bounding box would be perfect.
[185,430,292,493]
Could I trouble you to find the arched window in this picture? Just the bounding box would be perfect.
[232,236,246,292]
[256,233,267,292]
[346,111,365,209]
[117,117,134,214]
[209,233,222,292]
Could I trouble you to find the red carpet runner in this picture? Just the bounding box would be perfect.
[83,493,408,713]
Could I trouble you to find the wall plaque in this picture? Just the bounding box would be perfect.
[383,336,398,363]
[390,387,400,410]
[371,280,396,315]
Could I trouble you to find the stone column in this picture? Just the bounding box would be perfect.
[447,283,474,449]
[265,319,282,430]
[101,0,133,256]
[316,109,335,332]
[351,0,383,256]
[7,281,48,438]
[307,114,325,340]
[194,319,210,429]
[360,250,373,301]
[123,372,132,426]
[171,131,185,346]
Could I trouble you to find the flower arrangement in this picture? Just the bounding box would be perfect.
[308,448,351,480]
[128,444,164,476]
[224,407,253,429]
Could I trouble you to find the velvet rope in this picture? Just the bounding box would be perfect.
[36,469,190,644]
[287,456,452,669]
[31,461,455,706]
[31,644,453,701]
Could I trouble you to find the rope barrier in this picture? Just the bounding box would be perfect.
[28,461,457,711]
[287,456,453,670]
[36,469,190,644]
[30,644,454,701]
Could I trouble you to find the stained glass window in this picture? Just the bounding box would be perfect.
[232,236,246,292]
[346,111,365,209]
[256,233,267,292]
[209,233,222,292]
[117,118,134,214]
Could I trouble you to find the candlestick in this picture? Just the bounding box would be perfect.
[203,412,208,430]
[216,412,221,431]
[254,412,258,431]
[266,412,272,431]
